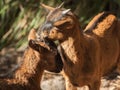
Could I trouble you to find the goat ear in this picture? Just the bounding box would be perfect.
[40,3,54,12]
[57,2,64,9]
[28,29,36,41]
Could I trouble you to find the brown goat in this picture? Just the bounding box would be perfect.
[0,29,63,90]
[40,4,120,90]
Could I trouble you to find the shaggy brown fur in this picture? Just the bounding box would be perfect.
[116,19,120,73]
[0,29,63,90]
[40,4,120,90]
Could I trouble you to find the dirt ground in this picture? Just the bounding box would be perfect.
[0,47,120,90]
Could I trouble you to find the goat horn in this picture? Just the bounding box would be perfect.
[57,2,64,8]
[40,3,54,12]
[62,9,71,15]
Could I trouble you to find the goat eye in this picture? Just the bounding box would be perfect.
[55,24,64,28]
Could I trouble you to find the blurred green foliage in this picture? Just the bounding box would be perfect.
[0,0,120,50]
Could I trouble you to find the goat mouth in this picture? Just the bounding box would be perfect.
[37,37,57,51]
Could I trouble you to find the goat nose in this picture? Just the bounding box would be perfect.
[41,31,48,38]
